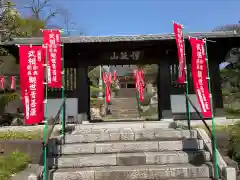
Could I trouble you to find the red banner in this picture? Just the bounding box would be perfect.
[105,85,111,103]
[113,70,116,81]
[102,72,112,103]
[134,69,144,102]
[0,76,4,90]
[10,76,16,90]
[108,72,112,84]
[173,22,186,84]
[189,37,212,118]
[19,46,45,124]
[42,30,62,88]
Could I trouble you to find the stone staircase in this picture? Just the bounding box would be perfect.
[107,98,139,120]
[48,121,216,180]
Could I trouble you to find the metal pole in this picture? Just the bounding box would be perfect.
[182,27,191,130]
[43,45,48,180]
[61,43,65,135]
[99,65,103,98]
[204,39,219,180]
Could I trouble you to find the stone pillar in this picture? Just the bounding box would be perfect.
[209,61,225,117]
[77,64,90,122]
[158,60,173,120]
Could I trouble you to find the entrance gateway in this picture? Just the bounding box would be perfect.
[4,32,240,123]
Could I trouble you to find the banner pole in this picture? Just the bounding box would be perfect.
[43,44,48,180]
[61,42,65,135]
[182,28,191,130]
[204,39,219,180]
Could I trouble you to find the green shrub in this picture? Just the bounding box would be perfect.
[225,107,240,114]
[228,122,240,163]
[0,151,30,180]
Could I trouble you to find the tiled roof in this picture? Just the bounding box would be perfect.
[1,31,240,45]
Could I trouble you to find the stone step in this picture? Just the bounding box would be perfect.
[110,108,138,110]
[101,118,145,121]
[108,115,139,118]
[62,129,198,143]
[73,121,173,130]
[112,98,137,100]
[111,100,137,103]
[106,117,140,120]
[53,139,204,155]
[49,164,213,180]
[50,150,210,168]
[110,108,138,111]
[108,115,139,119]
[109,112,139,115]
[110,112,138,115]
[111,104,137,106]
[110,103,137,107]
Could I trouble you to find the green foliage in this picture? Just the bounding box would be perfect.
[88,66,104,99]
[0,131,42,140]
[213,24,240,33]
[90,98,104,108]
[0,92,20,115]
[110,81,118,92]
[90,85,102,93]
[0,151,30,180]
[0,1,46,55]
[228,122,240,163]
[1,2,44,40]
[216,23,240,110]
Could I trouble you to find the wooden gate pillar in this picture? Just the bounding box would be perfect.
[158,58,173,120]
[76,63,90,122]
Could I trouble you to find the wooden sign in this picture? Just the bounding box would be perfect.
[108,51,143,61]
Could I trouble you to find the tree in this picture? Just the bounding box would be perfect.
[213,23,240,33]
[0,1,46,124]
[213,23,240,109]
[13,0,76,35]
[0,1,46,42]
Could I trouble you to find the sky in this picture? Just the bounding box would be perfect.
[45,0,240,36]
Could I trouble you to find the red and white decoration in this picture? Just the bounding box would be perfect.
[19,46,45,124]
[134,69,145,102]
[173,22,186,84]
[189,37,212,118]
[42,30,62,88]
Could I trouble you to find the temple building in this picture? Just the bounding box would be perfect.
[2,31,240,122]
